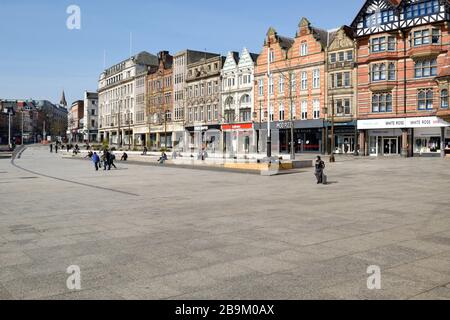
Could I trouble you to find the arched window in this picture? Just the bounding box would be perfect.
[388,63,396,80]
[418,89,433,110]
[225,96,234,108]
[441,89,449,109]
[240,94,251,104]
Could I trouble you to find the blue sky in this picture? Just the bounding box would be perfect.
[0,0,362,105]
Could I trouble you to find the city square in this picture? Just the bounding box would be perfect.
[0,145,449,300]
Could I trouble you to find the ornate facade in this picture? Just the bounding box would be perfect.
[353,0,450,157]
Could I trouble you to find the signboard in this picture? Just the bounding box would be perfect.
[221,123,253,131]
[358,117,450,130]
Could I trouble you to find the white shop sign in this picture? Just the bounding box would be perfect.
[358,117,450,130]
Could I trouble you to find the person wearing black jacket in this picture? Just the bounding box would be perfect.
[315,156,325,184]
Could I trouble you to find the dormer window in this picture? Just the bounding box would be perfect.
[406,0,440,19]
[364,9,395,27]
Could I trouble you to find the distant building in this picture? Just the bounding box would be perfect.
[185,52,224,155]
[68,100,84,143]
[0,98,68,145]
[82,91,99,143]
[221,48,259,156]
[98,51,159,147]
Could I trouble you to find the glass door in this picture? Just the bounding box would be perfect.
[383,138,398,156]
[369,136,378,156]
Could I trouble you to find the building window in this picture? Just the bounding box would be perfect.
[269,75,274,95]
[301,42,308,56]
[441,89,449,109]
[214,105,219,120]
[371,63,387,81]
[313,69,320,89]
[415,59,437,78]
[241,94,251,104]
[290,73,296,93]
[279,75,284,94]
[365,9,395,27]
[371,36,396,53]
[335,99,351,116]
[406,0,440,19]
[301,101,308,120]
[258,79,264,96]
[313,99,320,119]
[269,50,275,63]
[411,28,440,46]
[388,63,396,80]
[329,53,336,63]
[301,72,308,90]
[346,50,354,61]
[418,89,434,110]
[372,93,393,113]
[279,103,285,121]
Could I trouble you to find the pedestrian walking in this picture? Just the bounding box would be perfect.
[109,152,117,169]
[92,152,100,171]
[50,144,53,153]
[142,146,148,156]
[55,144,58,153]
[102,151,111,171]
[314,156,326,184]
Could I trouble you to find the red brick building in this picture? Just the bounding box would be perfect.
[254,18,329,155]
[146,51,174,149]
[353,0,450,157]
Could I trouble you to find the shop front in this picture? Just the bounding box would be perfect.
[255,120,324,155]
[221,123,256,157]
[185,125,222,156]
[358,117,450,157]
[325,121,358,155]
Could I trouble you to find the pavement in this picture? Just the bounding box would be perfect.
[0,144,450,300]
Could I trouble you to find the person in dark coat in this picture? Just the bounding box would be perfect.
[314,156,325,184]
[109,152,117,169]
[103,151,111,171]
[50,144,53,153]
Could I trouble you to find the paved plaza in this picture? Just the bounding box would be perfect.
[0,145,450,300]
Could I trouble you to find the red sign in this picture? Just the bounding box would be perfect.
[221,123,253,131]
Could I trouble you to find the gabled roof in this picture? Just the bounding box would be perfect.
[266,27,294,50]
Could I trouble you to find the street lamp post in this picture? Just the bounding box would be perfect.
[266,46,272,158]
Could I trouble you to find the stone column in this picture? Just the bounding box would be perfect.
[401,129,409,158]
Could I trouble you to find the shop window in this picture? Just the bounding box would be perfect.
[441,89,449,109]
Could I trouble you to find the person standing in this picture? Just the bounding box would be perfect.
[103,151,110,171]
[50,144,53,153]
[92,152,100,171]
[55,144,58,153]
[314,156,325,184]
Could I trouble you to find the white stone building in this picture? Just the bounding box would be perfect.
[221,48,259,156]
[98,52,158,147]
[82,91,98,143]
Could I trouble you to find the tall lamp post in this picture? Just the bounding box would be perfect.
[3,107,15,150]
[266,45,272,158]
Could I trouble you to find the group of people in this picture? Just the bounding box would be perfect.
[89,150,121,171]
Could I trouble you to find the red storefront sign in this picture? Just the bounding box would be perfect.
[221,123,253,131]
